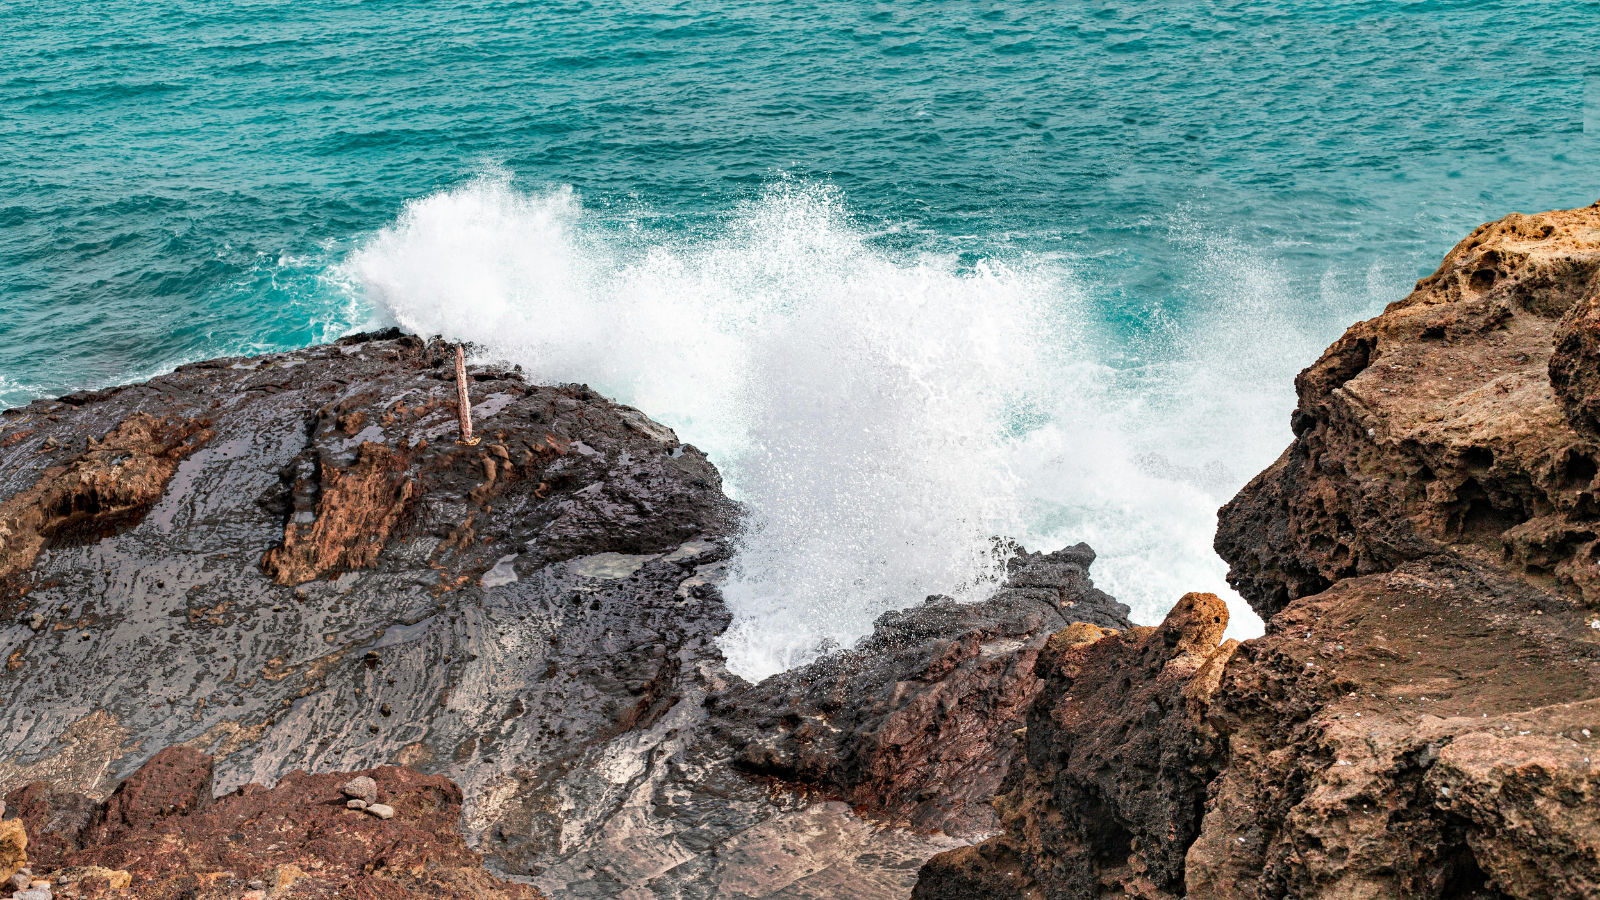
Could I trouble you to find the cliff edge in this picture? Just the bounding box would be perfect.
[917,203,1600,899]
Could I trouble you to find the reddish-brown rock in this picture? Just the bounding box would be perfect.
[261,441,415,585]
[10,749,542,899]
[715,544,1131,838]
[88,746,213,843]
[4,781,97,867]
[915,594,1235,900]
[920,202,1600,900]
[0,412,211,580]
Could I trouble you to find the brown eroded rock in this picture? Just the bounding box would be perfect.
[12,748,542,900]
[1186,559,1600,898]
[919,200,1600,900]
[1195,200,1600,898]
[715,544,1131,838]
[260,440,415,585]
[1217,201,1600,618]
[0,412,211,581]
[915,593,1236,900]
[0,816,25,883]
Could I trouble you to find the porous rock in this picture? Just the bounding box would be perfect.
[0,818,25,884]
[920,201,1600,899]
[1196,200,1600,899]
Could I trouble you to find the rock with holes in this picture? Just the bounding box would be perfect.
[914,200,1600,900]
[1217,201,1600,618]
[1197,201,1600,897]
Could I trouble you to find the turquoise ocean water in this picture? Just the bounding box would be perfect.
[4,1,1599,675]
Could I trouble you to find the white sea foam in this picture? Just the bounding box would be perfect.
[346,175,1340,680]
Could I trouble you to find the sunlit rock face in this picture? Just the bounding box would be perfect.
[918,203,1600,900]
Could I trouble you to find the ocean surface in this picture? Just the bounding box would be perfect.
[4,0,1598,678]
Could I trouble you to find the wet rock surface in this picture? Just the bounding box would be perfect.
[915,593,1235,900]
[714,545,1129,838]
[918,202,1600,899]
[0,330,1131,897]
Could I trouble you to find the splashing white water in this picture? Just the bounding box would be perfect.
[346,175,1339,680]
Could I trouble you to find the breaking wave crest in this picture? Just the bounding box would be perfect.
[347,175,1326,680]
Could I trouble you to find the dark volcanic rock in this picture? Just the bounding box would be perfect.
[915,593,1235,900]
[714,544,1130,837]
[919,202,1600,900]
[0,331,737,876]
[0,329,1132,897]
[8,749,544,899]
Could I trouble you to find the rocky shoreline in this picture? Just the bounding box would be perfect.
[916,200,1600,898]
[3,201,1599,898]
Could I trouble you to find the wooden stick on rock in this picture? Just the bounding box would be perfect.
[455,343,478,445]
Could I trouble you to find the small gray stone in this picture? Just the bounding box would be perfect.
[339,775,377,805]
[8,873,32,891]
[365,803,395,819]
[346,799,367,810]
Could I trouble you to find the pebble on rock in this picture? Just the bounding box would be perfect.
[365,803,395,820]
[338,775,377,805]
[7,873,29,891]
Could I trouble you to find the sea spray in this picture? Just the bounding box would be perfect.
[347,175,1324,679]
